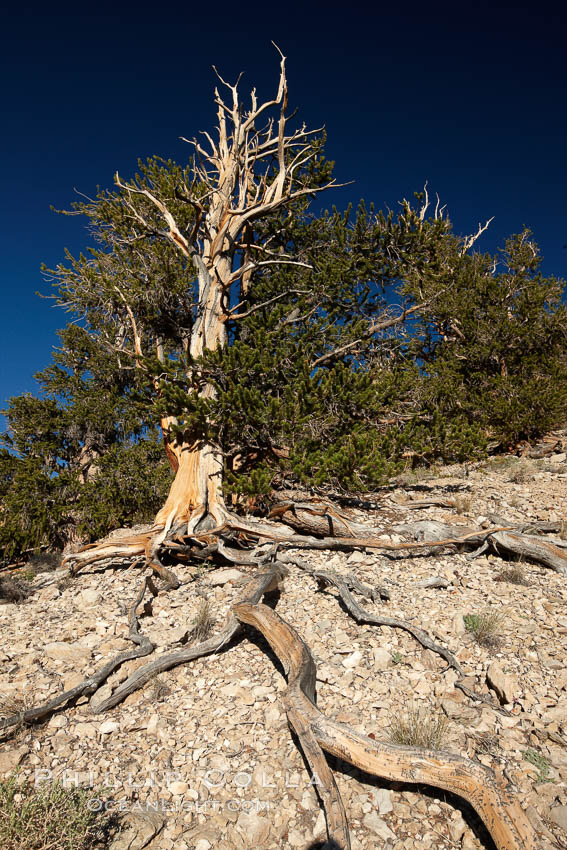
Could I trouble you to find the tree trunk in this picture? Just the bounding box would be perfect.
[155,438,225,531]
[156,262,228,533]
[110,57,337,539]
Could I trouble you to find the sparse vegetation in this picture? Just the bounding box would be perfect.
[389,705,449,750]
[494,565,531,586]
[57,574,75,592]
[472,732,499,757]
[26,552,62,574]
[507,461,534,484]
[482,455,518,473]
[0,576,33,604]
[396,465,441,487]
[454,494,473,514]
[463,610,503,647]
[0,691,35,734]
[0,694,27,725]
[189,599,214,642]
[0,775,112,850]
[522,748,551,783]
[149,676,172,702]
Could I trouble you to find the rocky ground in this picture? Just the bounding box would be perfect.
[0,452,566,850]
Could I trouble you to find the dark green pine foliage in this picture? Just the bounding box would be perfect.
[405,228,567,447]
[3,150,567,562]
[142,198,478,495]
[149,197,567,496]
[0,325,171,565]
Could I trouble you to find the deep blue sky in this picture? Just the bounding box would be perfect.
[1,1,566,419]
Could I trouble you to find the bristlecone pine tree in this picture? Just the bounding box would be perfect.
[5,51,562,850]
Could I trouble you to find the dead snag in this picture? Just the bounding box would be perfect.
[234,601,538,850]
[0,577,157,736]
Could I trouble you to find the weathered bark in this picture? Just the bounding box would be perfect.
[155,438,226,531]
[155,259,228,531]
[487,531,567,575]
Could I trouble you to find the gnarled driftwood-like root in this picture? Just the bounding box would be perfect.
[0,576,157,735]
[90,562,287,713]
[233,601,538,850]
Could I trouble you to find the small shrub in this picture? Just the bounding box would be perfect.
[0,775,111,850]
[389,705,449,750]
[391,651,404,665]
[463,610,503,647]
[494,566,531,586]
[522,748,551,783]
[0,577,33,604]
[189,599,214,642]
[26,552,63,574]
[454,494,473,514]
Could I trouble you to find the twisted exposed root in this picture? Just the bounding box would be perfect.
[280,555,508,718]
[65,536,151,574]
[90,562,287,713]
[0,576,157,735]
[307,565,463,674]
[233,601,538,850]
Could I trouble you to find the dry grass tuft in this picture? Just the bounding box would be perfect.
[463,610,503,647]
[0,693,27,721]
[0,690,36,735]
[494,565,531,586]
[26,552,63,574]
[453,494,473,514]
[189,599,214,642]
[149,677,171,702]
[389,705,449,750]
[472,732,499,757]
[507,460,535,484]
